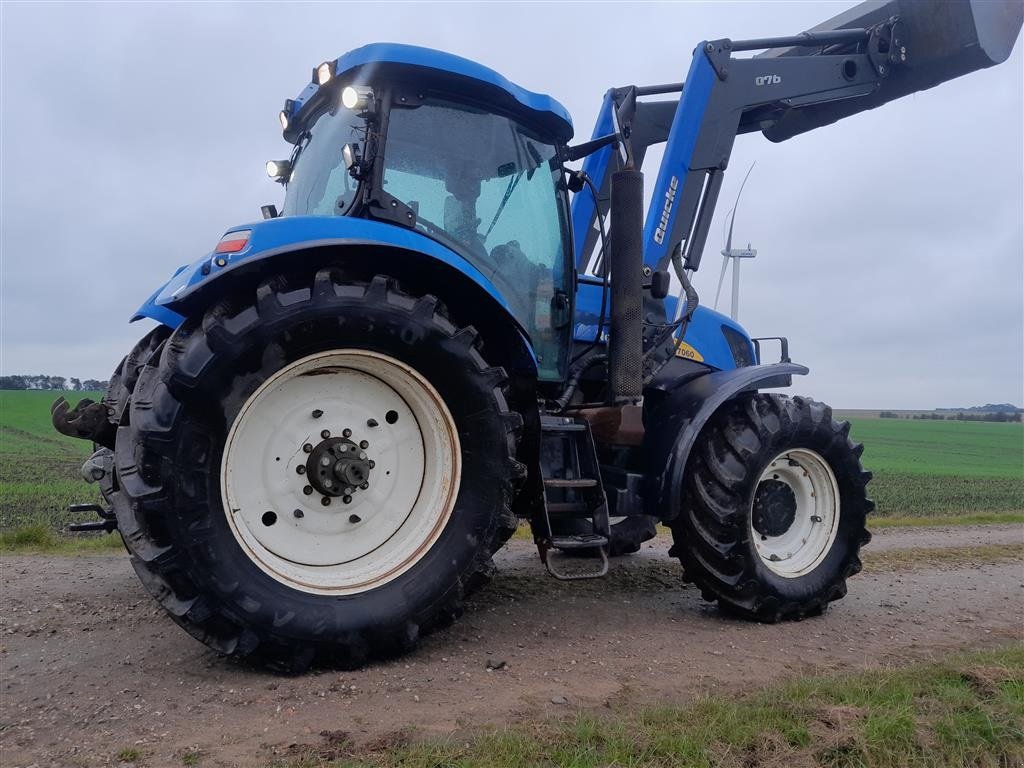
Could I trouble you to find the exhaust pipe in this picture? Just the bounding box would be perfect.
[608,169,644,403]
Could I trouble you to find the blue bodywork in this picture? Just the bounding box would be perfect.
[133,216,516,327]
[286,43,573,141]
[135,42,570,352]
[136,40,754,382]
[573,301,752,373]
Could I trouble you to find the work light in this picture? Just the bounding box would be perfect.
[316,61,336,86]
[278,110,289,131]
[341,85,374,111]
[266,159,291,181]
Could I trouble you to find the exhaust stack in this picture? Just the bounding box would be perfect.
[608,169,644,404]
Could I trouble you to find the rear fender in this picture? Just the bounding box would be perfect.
[642,362,808,521]
[133,215,519,334]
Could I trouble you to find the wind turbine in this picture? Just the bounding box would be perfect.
[714,163,757,321]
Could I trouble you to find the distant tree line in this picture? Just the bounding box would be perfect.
[0,375,108,391]
[924,411,1021,423]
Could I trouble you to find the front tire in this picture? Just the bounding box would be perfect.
[668,394,872,622]
[112,271,522,670]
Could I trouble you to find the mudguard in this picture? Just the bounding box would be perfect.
[133,215,518,330]
[642,361,809,521]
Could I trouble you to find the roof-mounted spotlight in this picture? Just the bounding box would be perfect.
[341,85,375,112]
[315,60,337,86]
[266,159,292,182]
[278,110,290,131]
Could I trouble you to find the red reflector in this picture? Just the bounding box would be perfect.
[215,230,250,254]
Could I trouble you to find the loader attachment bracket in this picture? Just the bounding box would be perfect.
[67,503,118,534]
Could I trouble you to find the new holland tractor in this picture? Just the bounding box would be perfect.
[54,0,1021,670]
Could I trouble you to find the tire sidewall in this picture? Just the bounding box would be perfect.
[152,283,513,645]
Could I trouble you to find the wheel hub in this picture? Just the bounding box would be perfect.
[749,449,841,578]
[752,479,797,537]
[220,349,461,595]
[306,436,373,498]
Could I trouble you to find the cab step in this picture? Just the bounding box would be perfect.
[535,416,610,580]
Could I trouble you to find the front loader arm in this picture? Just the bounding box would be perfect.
[571,1,1021,278]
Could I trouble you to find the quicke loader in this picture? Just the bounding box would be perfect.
[54,0,1022,670]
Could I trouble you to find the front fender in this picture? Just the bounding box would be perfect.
[643,362,809,521]
[132,216,515,327]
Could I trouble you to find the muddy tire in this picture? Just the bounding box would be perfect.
[111,271,522,671]
[669,394,872,622]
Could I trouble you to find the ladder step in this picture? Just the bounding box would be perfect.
[541,421,587,433]
[546,501,594,515]
[549,534,609,550]
[543,478,598,489]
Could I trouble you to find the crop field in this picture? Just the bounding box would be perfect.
[847,417,1024,519]
[0,391,1021,548]
[0,390,106,541]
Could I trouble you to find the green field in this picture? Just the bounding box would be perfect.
[0,392,1021,549]
[0,390,105,538]
[848,418,1024,518]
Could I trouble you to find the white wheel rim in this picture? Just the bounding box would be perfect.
[220,350,460,595]
[750,448,840,578]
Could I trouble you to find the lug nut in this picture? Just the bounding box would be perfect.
[324,478,334,488]
[342,428,352,438]
[293,509,304,519]
[303,443,313,453]
[321,497,331,506]
[359,440,369,449]
[321,429,331,439]
[359,452,367,460]
[320,456,331,466]
[349,514,361,523]
[296,465,306,475]
[360,482,369,490]
[342,495,353,504]
[303,485,313,495]
[312,409,323,419]
[366,418,378,428]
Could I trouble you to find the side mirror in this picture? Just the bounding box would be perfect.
[342,143,357,170]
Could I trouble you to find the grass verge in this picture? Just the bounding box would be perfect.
[0,523,123,554]
[268,644,1024,768]
[871,512,1024,528]
[864,543,1024,572]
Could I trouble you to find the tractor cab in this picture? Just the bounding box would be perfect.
[276,44,577,379]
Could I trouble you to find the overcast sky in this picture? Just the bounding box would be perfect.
[1,2,1021,409]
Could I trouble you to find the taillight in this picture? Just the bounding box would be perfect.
[214,230,251,254]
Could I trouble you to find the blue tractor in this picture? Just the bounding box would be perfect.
[54,0,1021,670]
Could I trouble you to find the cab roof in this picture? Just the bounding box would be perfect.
[285,42,574,142]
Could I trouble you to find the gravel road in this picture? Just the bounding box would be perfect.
[1,524,1021,767]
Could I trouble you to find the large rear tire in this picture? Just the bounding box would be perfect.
[668,394,872,622]
[111,271,522,670]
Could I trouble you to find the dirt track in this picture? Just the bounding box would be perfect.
[2,524,1022,767]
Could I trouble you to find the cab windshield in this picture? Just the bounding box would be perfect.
[282,107,365,216]
[382,99,571,379]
